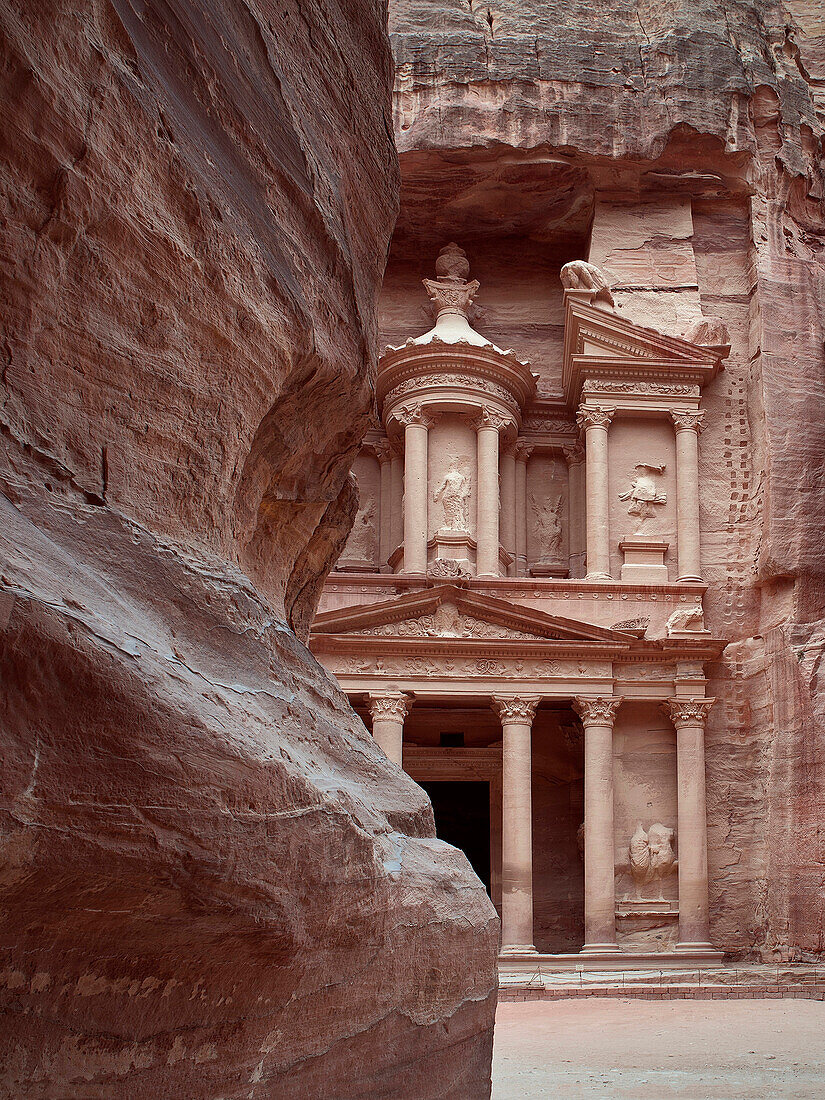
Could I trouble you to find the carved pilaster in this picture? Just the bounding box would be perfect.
[492,695,541,725]
[663,698,715,729]
[573,696,621,726]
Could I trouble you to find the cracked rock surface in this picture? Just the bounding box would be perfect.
[0,1,499,1096]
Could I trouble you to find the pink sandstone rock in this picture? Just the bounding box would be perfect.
[0,1,498,1096]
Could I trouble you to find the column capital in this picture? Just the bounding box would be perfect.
[576,404,615,431]
[367,692,411,722]
[573,696,621,726]
[670,409,705,434]
[664,697,715,729]
[514,441,534,462]
[372,439,393,463]
[472,406,514,434]
[492,695,540,724]
[396,403,439,429]
[563,441,585,466]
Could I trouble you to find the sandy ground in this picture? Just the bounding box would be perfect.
[492,999,825,1099]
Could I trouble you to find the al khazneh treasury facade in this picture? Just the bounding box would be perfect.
[311,241,732,965]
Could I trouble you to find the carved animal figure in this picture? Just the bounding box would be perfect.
[559,260,614,307]
[666,605,705,635]
[433,458,471,531]
[629,822,677,899]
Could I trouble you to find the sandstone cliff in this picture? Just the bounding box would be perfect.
[0,1,498,1095]
[387,0,825,959]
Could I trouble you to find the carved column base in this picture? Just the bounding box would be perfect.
[581,942,620,954]
[499,943,538,957]
[584,571,612,583]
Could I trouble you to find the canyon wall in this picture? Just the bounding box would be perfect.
[0,1,499,1096]
[387,0,825,957]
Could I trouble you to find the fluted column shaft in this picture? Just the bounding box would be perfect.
[574,696,621,952]
[514,443,533,578]
[577,406,615,581]
[500,444,517,576]
[367,693,411,768]
[399,406,432,575]
[493,695,540,954]
[671,411,704,582]
[666,698,715,949]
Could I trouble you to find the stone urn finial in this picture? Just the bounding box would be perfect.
[423,242,480,319]
[434,242,471,284]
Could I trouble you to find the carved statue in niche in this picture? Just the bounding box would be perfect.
[343,477,376,562]
[629,822,677,900]
[620,463,667,528]
[530,492,564,561]
[433,455,471,532]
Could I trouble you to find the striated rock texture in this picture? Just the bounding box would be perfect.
[388,0,825,958]
[0,1,498,1097]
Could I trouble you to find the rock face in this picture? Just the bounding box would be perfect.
[387,0,825,958]
[0,2,498,1096]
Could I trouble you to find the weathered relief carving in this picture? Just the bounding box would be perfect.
[355,605,542,640]
[666,605,706,635]
[428,558,471,582]
[560,259,615,308]
[611,617,650,635]
[521,416,577,435]
[530,492,565,562]
[385,373,514,408]
[343,480,377,562]
[628,822,678,900]
[582,379,701,396]
[619,463,667,525]
[433,456,471,531]
[683,315,730,346]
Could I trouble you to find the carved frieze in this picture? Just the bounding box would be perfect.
[385,372,515,410]
[521,416,577,435]
[583,380,700,396]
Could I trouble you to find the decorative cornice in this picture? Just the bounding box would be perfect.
[670,409,706,434]
[663,697,715,728]
[367,692,411,722]
[492,695,541,724]
[576,405,616,431]
[573,696,621,725]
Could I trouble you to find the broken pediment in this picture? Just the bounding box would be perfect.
[562,294,727,403]
[311,585,637,646]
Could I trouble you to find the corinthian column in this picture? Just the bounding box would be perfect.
[367,692,411,768]
[493,695,540,954]
[390,439,404,559]
[574,696,621,952]
[374,441,393,569]
[576,405,615,581]
[397,405,435,576]
[475,408,512,577]
[670,410,705,582]
[514,442,533,578]
[664,697,715,951]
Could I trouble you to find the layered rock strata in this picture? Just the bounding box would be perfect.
[0,1,499,1096]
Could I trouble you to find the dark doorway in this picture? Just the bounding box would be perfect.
[420,781,491,896]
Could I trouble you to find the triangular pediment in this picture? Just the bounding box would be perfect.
[311,585,636,645]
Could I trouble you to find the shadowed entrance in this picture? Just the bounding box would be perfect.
[421,780,491,896]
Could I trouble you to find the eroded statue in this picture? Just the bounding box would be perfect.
[344,483,376,562]
[560,259,615,307]
[629,822,677,900]
[666,605,706,635]
[434,457,471,532]
[530,492,564,561]
[620,463,667,526]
